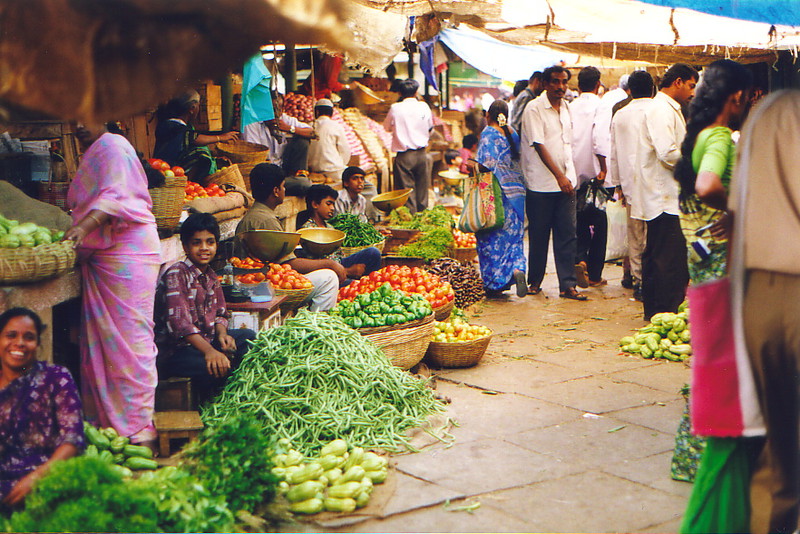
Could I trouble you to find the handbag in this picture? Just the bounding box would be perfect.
[688,277,763,437]
[457,170,505,233]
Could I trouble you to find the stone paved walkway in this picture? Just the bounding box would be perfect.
[286,263,693,533]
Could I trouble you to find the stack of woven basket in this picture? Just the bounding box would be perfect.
[214,141,269,191]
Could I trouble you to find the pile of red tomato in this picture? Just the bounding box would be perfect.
[230,256,264,269]
[453,229,477,248]
[338,265,455,309]
[147,158,184,179]
[267,263,313,290]
[185,182,226,201]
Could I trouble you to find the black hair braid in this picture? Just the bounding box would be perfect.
[501,125,520,161]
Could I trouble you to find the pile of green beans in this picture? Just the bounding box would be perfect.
[328,214,384,248]
[202,310,446,456]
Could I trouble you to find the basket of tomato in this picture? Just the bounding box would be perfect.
[330,283,435,369]
[147,159,187,231]
[337,265,455,320]
[266,263,314,312]
[448,229,478,263]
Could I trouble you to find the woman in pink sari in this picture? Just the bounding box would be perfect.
[65,123,161,449]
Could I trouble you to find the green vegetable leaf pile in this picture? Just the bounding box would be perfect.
[6,457,235,533]
[396,226,454,260]
[182,412,279,515]
[8,457,160,533]
[389,205,454,231]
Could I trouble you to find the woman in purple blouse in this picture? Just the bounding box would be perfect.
[0,308,85,507]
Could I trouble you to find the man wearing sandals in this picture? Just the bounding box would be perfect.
[520,65,586,300]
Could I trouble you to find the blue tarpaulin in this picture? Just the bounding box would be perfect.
[639,0,800,26]
[438,26,574,82]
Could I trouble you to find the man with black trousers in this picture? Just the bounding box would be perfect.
[635,63,697,319]
[520,65,586,300]
[571,66,610,288]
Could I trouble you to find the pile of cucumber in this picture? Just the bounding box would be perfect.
[619,302,692,361]
[272,438,388,515]
[83,421,158,476]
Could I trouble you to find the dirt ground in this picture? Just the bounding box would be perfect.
[283,262,694,533]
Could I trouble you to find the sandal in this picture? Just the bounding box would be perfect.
[513,270,527,298]
[528,285,542,295]
[574,262,589,288]
[560,287,588,301]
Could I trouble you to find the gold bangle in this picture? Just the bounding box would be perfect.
[87,213,103,227]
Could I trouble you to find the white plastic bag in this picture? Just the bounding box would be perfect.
[605,199,628,261]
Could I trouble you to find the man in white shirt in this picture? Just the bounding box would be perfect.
[383,79,434,213]
[521,65,585,300]
[634,63,697,320]
[242,92,314,195]
[609,70,656,301]
[571,66,609,288]
[308,98,351,183]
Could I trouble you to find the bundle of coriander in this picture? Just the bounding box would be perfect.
[202,309,447,456]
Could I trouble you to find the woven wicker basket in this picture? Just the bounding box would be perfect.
[425,333,492,368]
[274,286,313,313]
[203,164,246,191]
[215,140,269,164]
[449,247,478,263]
[360,313,434,370]
[0,241,77,284]
[341,239,385,257]
[237,162,258,192]
[433,299,455,321]
[149,176,187,231]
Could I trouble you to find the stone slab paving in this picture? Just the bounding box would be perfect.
[487,471,687,532]
[525,375,677,414]
[392,438,583,495]
[608,399,686,435]
[603,450,695,499]
[434,380,584,442]
[503,417,674,470]
[604,361,691,393]
[437,359,586,395]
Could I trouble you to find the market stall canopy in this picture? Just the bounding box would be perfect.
[438,26,577,80]
[0,0,352,123]
[353,0,800,65]
[638,0,800,27]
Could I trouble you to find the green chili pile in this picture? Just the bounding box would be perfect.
[203,310,446,456]
[328,213,384,248]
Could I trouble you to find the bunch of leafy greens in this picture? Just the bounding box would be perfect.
[397,226,454,260]
[391,205,454,231]
[181,412,279,514]
[7,457,235,533]
[8,457,160,533]
[130,467,234,533]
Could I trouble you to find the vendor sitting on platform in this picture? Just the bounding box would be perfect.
[155,213,256,404]
[334,166,369,222]
[296,184,382,283]
[236,163,341,309]
[153,90,239,183]
[0,308,85,508]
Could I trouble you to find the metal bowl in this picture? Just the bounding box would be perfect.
[439,169,468,186]
[239,230,301,263]
[372,188,413,214]
[297,227,345,257]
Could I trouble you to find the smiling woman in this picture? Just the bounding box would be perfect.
[0,308,85,508]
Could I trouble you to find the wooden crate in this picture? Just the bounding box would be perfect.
[196,82,223,131]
